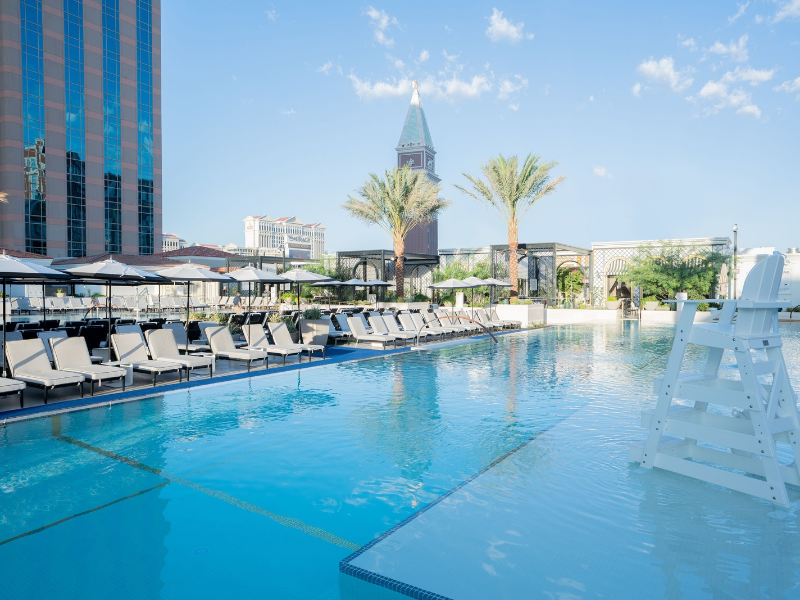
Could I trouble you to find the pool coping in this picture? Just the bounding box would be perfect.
[0,328,539,425]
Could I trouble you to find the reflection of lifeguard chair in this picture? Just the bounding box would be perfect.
[630,251,800,506]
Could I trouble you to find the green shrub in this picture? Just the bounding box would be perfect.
[606,296,617,302]
[412,292,429,302]
[302,307,322,320]
[642,296,657,304]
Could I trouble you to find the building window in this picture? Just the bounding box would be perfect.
[21,0,46,254]
[102,0,121,253]
[136,0,154,254]
[64,0,86,257]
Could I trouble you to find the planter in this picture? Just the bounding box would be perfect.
[605,300,620,310]
[645,301,659,311]
[56,292,65,298]
[299,319,329,346]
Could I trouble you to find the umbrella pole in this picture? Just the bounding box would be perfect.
[2,277,6,378]
[107,280,111,348]
[41,282,46,326]
[185,281,190,354]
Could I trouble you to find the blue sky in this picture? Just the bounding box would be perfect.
[161,1,800,254]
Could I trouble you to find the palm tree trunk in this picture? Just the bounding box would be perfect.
[508,222,519,298]
[394,238,405,299]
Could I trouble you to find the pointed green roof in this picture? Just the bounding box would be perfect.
[397,82,434,151]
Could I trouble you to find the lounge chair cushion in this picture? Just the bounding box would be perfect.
[145,329,212,369]
[50,338,126,381]
[0,377,25,392]
[13,370,84,387]
[206,326,266,361]
[5,339,85,386]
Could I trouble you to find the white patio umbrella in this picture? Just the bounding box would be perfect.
[229,266,289,312]
[311,279,343,310]
[462,276,488,317]
[280,269,331,311]
[482,277,512,311]
[364,279,391,308]
[157,263,233,354]
[341,278,369,305]
[0,252,73,377]
[429,278,479,310]
[67,258,166,347]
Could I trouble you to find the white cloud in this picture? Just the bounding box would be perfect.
[485,8,533,43]
[348,75,412,100]
[347,73,492,102]
[444,25,452,33]
[509,104,519,111]
[720,66,775,86]
[728,1,749,24]
[366,6,398,47]
[542,84,551,95]
[265,8,278,22]
[418,49,430,63]
[695,79,761,118]
[589,94,595,102]
[593,166,612,179]
[708,34,749,62]
[774,76,800,98]
[772,0,800,23]
[497,74,528,99]
[388,55,405,70]
[754,14,764,23]
[632,82,642,97]
[442,49,459,62]
[232,74,238,81]
[316,61,334,75]
[279,108,295,116]
[636,57,694,92]
[680,37,697,51]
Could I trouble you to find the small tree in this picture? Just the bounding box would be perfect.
[345,166,449,298]
[455,154,564,297]
[623,243,727,301]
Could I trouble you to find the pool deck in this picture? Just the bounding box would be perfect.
[0,329,531,423]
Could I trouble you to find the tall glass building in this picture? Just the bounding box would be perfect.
[0,0,162,257]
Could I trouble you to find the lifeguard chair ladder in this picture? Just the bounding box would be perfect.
[630,251,800,506]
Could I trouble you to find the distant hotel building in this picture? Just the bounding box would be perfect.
[161,232,185,252]
[0,0,162,257]
[243,215,325,260]
[396,80,439,255]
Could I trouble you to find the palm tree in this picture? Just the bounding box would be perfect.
[344,166,449,298]
[454,154,564,297]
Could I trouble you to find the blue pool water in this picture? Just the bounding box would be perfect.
[1,324,800,598]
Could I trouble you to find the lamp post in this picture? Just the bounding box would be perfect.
[732,223,738,299]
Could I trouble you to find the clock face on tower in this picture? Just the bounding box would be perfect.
[398,152,423,170]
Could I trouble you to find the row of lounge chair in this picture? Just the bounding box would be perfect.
[4,295,207,315]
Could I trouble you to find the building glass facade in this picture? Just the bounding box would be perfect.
[136,0,154,254]
[20,0,46,254]
[102,0,122,253]
[64,0,86,257]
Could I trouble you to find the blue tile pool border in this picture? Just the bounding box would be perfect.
[0,329,533,423]
[339,413,563,599]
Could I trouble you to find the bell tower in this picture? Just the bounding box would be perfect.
[396,81,439,255]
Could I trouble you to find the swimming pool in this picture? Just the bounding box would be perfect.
[1,324,799,598]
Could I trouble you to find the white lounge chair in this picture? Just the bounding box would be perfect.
[411,312,455,336]
[388,313,439,342]
[268,322,325,360]
[206,326,267,371]
[489,307,520,328]
[50,337,127,395]
[242,324,303,365]
[163,322,210,352]
[111,332,183,386]
[37,330,68,364]
[346,316,397,349]
[145,329,213,380]
[322,315,350,345]
[369,315,412,344]
[5,338,85,403]
[0,377,25,408]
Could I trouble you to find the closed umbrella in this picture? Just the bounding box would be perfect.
[0,253,73,377]
[157,264,233,354]
[280,269,330,311]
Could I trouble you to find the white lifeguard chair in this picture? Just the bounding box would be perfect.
[630,251,800,506]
